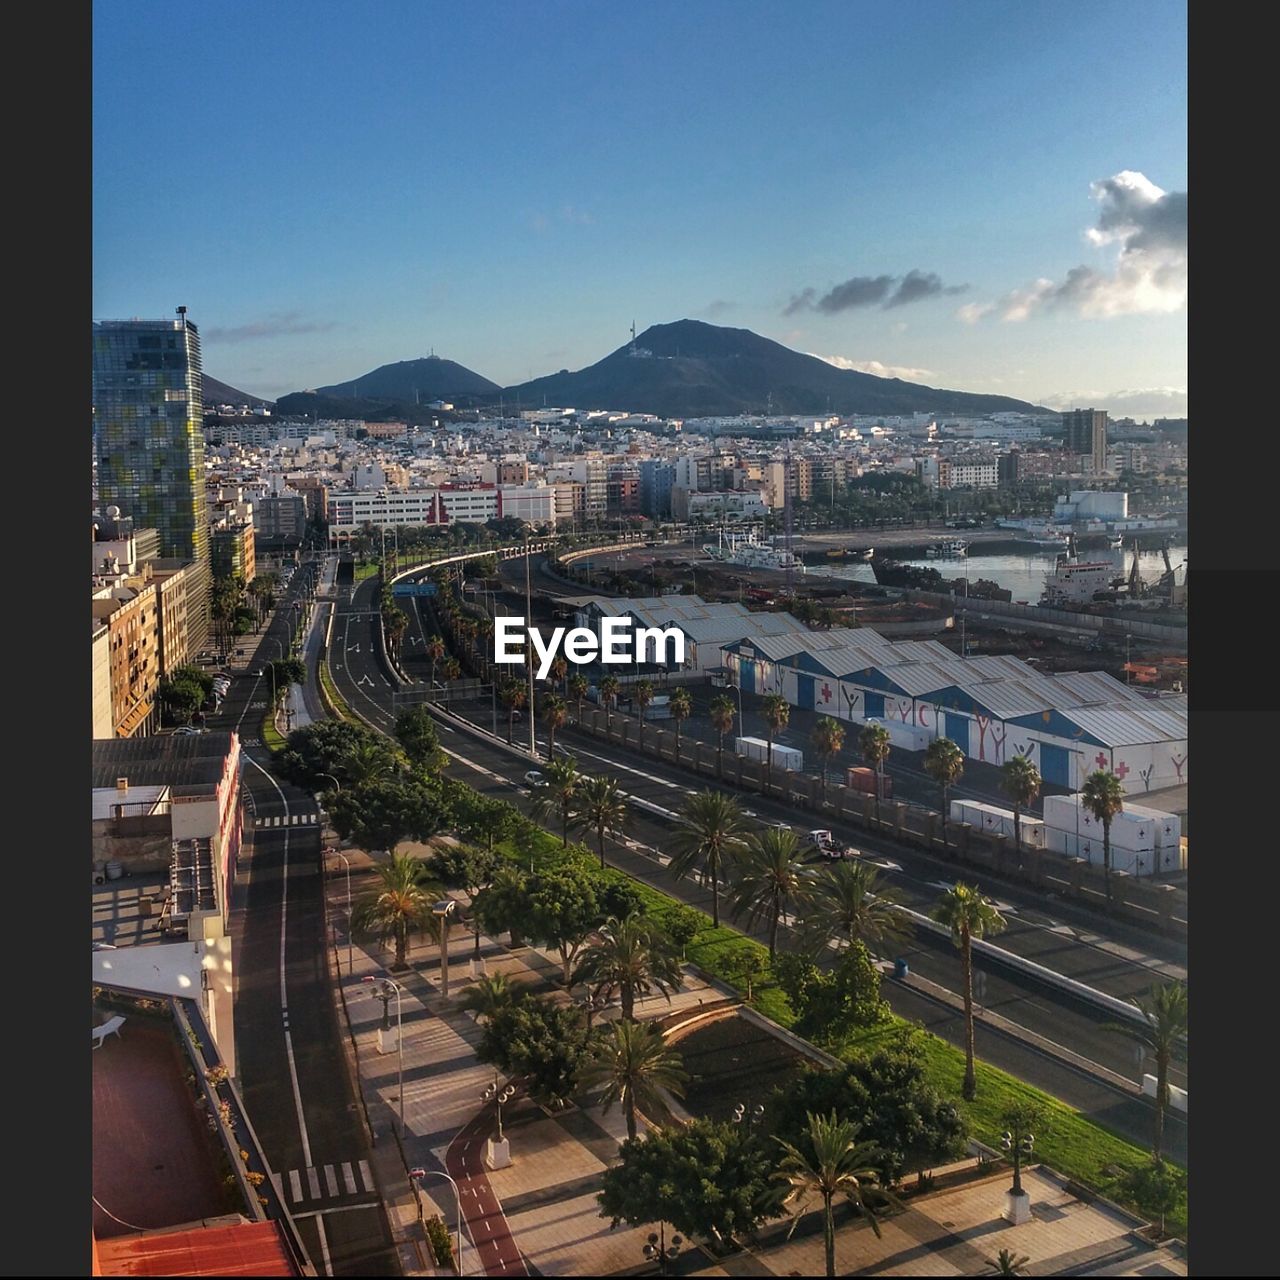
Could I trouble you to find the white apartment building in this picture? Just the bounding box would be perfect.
[327,484,556,544]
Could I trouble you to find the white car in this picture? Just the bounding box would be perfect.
[524,770,548,789]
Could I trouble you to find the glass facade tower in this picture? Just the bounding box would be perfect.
[93,313,211,651]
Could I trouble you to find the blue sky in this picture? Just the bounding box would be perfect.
[93,0,1187,415]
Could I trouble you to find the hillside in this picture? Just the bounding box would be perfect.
[202,374,273,409]
[316,355,501,402]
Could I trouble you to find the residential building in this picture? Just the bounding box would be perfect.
[211,511,257,583]
[92,576,160,738]
[256,493,309,549]
[638,460,676,518]
[93,311,212,652]
[1062,408,1109,474]
[92,622,113,738]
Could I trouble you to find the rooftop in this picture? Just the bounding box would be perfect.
[92,733,236,791]
[94,1220,298,1277]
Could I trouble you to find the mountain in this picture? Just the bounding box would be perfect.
[202,374,274,409]
[504,320,1046,417]
[316,356,501,403]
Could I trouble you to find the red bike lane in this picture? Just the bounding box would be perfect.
[444,1107,528,1276]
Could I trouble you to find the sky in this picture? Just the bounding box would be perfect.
[93,0,1187,416]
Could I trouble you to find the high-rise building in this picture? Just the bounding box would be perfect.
[93,310,211,651]
[1061,408,1109,475]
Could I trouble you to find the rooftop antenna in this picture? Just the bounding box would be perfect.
[630,320,637,357]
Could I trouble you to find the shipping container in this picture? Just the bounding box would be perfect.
[736,736,804,771]
[863,716,933,753]
[848,766,892,799]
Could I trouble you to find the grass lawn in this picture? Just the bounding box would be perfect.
[262,707,287,752]
[318,659,353,722]
[353,561,381,582]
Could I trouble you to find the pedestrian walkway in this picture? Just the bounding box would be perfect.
[256,812,318,828]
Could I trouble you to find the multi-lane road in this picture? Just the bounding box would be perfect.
[327,571,1187,1166]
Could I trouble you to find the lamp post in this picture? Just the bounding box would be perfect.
[1000,1115,1036,1224]
[642,1225,683,1276]
[432,899,457,998]
[409,1167,465,1277]
[731,1102,765,1133]
[328,848,353,974]
[363,975,405,1136]
[481,1078,516,1169]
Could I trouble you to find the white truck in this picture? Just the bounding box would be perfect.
[807,829,857,860]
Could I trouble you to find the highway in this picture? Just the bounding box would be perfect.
[327,572,1187,1166]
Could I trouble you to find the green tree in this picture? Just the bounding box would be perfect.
[341,738,404,787]
[276,719,383,790]
[1001,756,1042,855]
[500,678,527,745]
[329,776,451,854]
[456,971,524,1023]
[395,705,444,771]
[425,635,446,686]
[550,654,569,696]
[669,790,750,928]
[1081,769,1126,905]
[669,688,692,754]
[449,787,519,853]
[598,1118,786,1243]
[473,864,529,948]
[571,774,629,871]
[760,694,791,789]
[931,883,1007,1100]
[350,852,443,969]
[531,755,580,846]
[632,680,654,750]
[720,947,766,1001]
[810,716,846,798]
[663,905,705,960]
[726,826,812,960]
[477,996,590,1108]
[772,946,889,1046]
[858,722,891,824]
[798,859,912,959]
[573,913,684,1022]
[1120,1159,1186,1236]
[158,667,211,725]
[709,694,736,776]
[569,673,590,721]
[985,1248,1031,1276]
[524,866,601,985]
[541,694,569,760]
[774,1111,898,1277]
[600,674,621,724]
[577,1020,688,1142]
[425,843,503,958]
[1105,981,1187,1162]
[923,737,965,848]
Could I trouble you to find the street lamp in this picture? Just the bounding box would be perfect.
[1000,1116,1036,1224]
[362,975,405,1136]
[328,848,353,974]
[409,1167,465,1277]
[481,1078,516,1169]
[642,1225,682,1275]
[432,899,457,998]
[731,1102,765,1132]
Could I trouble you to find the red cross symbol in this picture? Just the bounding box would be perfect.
[1094,752,1109,769]
[821,683,832,703]
[1114,761,1129,779]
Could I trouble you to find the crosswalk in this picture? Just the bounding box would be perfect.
[271,1158,377,1207]
[256,812,319,828]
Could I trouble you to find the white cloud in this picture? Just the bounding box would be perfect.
[956,301,995,325]
[1037,386,1188,417]
[811,354,935,381]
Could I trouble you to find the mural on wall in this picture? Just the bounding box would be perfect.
[893,698,912,723]
[841,685,862,721]
[974,714,1007,764]
[1170,751,1187,782]
[916,702,936,731]
[1140,763,1155,790]
[818,681,836,708]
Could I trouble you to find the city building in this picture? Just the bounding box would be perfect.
[1062,408,1109,475]
[256,492,309,550]
[93,311,212,651]
[92,575,160,738]
[638,460,676,518]
[210,510,257,583]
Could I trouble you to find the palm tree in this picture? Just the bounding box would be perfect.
[669,688,692,754]
[669,790,750,928]
[1081,769,1125,905]
[1105,981,1187,1162]
[709,694,736,777]
[726,826,812,960]
[573,913,684,1021]
[542,694,568,761]
[351,853,442,970]
[985,1248,1031,1276]
[931,882,1007,1100]
[425,635,446,686]
[775,1111,898,1277]
[810,716,845,799]
[600,675,621,726]
[799,860,912,959]
[385,607,408,655]
[1001,756,1042,855]
[572,774,629,870]
[550,655,569,697]
[633,680,654,750]
[442,656,462,682]
[569,674,590,721]
[858,723,891,825]
[500,679,527,745]
[455,971,524,1023]
[760,694,790,789]
[531,755,580,845]
[923,737,965,848]
[576,1020,688,1142]
[343,739,399,787]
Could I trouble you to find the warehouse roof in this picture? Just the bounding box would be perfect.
[91,733,236,790]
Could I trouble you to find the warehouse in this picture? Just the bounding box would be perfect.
[720,628,1187,796]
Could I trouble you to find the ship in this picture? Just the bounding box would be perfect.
[702,529,807,574]
[870,557,946,590]
[926,539,968,558]
[1040,556,1121,606]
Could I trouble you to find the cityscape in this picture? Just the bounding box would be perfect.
[91,4,1189,1277]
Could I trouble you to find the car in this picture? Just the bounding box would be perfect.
[523,770,548,788]
[252,669,264,678]
[174,725,203,736]
[764,819,792,834]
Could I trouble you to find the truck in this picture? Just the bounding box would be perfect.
[735,736,803,772]
[807,829,857,860]
[846,766,892,800]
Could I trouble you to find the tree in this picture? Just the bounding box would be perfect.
[598,1118,786,1244]
[571,774,629,871]
[277,719,382,791]
[760,694,790,789]
[456,971,524,1023]
[425,634,446,686]
[541,694,568,761]
[1081,769,1125,905]
[600,675,621,725]
[530,755,580,845]
[986,1248,1031,1276]
[726,826,812,960]
[329,776,451,854]
[931,883,1007,1100]
[523,866,601,985]
[1001,756,1041,856]
[632,680,654,750]
[810,716,846,798]
[350,852,443,969]
[774,1111,898,1277]
[1120,1159,1185,1237]
[574,913,684,1022]
[663,905,705,960]
[550,655,569,697]
[772,946,888,1046]
[442,655,462,681]
[384,604,409,656]
[478,996,590,1108]
[500,679,527,745]
[720,947,766,1001]
[569,674,590,721]
[158,666,212,725]
[669,791,750,928]
[425,843,503,958]
[923,737,965,848]
[1105,981,1187,1162]
[858,722,891,825]
[473,864,529,948]
[798,860,911,960]
[395,705,444,771]
[709,694,736,776]
[669,688,692,754]
[341,738,403,787]
[450,787,519,853]
[577,1020,688,1142]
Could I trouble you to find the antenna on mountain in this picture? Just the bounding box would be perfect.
[630,320,637,357]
